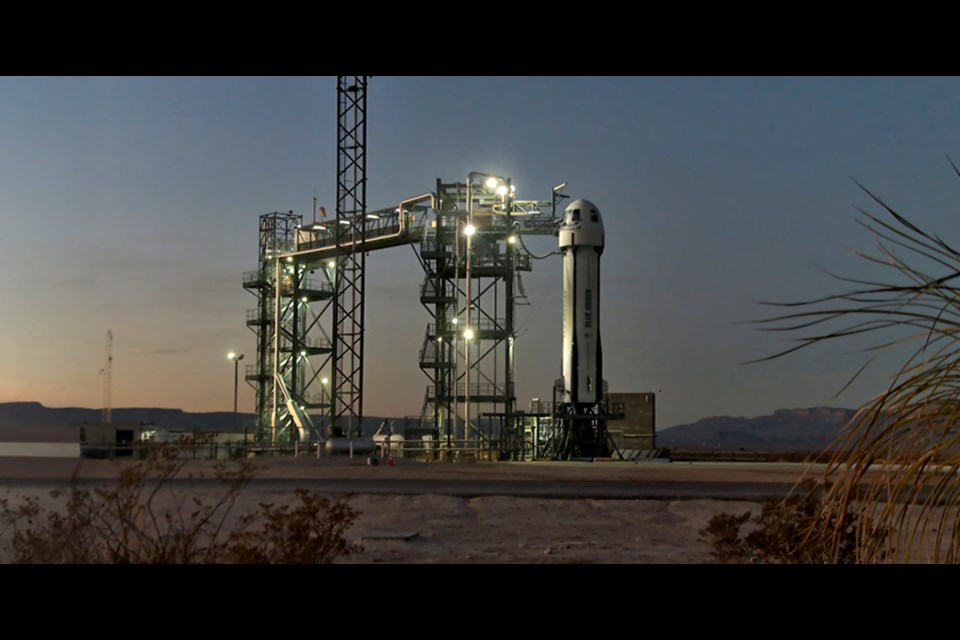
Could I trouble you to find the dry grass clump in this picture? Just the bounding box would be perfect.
[744,168,960,562]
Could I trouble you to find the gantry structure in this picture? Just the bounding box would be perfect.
[241,76,578,456]
[243,176,567,449]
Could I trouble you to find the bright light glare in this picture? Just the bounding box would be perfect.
[507,235,517,244]
[321,377,328,385]
[227,352,236,360]
[496,185,508,197]
[464,224,476,236]
[463,328,474,341]
[484,177,498,190]
[327,260,335,268]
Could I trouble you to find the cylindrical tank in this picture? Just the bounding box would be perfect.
[324,437,376,455]
[373,433,406,454]
[559,198,605,406]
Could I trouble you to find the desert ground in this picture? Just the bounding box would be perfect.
[0,455,833,564]
[338,493,757,563]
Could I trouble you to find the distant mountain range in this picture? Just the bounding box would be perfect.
[657,407,858,452]
[0,402,858,451]
[0,402,407,437]
[0,401,250,432]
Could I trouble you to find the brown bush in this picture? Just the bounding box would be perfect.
[700,479,889,563]
[222,490,360,564]
[0,439,361,564]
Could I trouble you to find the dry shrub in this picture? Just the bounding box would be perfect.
[0,438,361,564]
[700,479,889,563]
[223,490,360,564]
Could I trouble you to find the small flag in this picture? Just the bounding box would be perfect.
[320,206,327,219]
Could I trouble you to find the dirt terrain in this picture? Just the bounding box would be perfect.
[0,455,831,564]
[338,493,759,563]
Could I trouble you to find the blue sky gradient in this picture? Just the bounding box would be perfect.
[3,76,960,427]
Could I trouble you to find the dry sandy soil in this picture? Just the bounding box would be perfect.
[0,456,829,564]
[339,493,757,564]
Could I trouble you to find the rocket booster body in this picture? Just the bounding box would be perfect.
[559,198,605,407]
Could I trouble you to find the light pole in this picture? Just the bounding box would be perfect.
[321,376,329,436]
[227,352,245,439]
[463,223,475,450]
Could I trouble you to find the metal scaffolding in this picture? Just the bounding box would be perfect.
[242,211,314,442]
[241,79,600,452]
[244,176,565,451]
[415,175,563,459]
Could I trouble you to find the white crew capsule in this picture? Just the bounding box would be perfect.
[559,198,605,406]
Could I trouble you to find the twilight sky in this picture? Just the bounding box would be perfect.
[3,76,960,428]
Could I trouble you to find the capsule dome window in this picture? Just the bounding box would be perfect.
[571,208,581,222]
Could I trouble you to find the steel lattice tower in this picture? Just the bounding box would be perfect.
[331,76,368,438]
[101,330,112,424]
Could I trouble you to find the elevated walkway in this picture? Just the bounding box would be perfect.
[291,205,429,259]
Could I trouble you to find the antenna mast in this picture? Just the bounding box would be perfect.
[102,330,113,424]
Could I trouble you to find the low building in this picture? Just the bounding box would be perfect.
[605,392,656,451]
[0,424,82,458]
[80,422,148,458]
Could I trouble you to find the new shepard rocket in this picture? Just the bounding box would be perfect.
[559,198,605,408]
